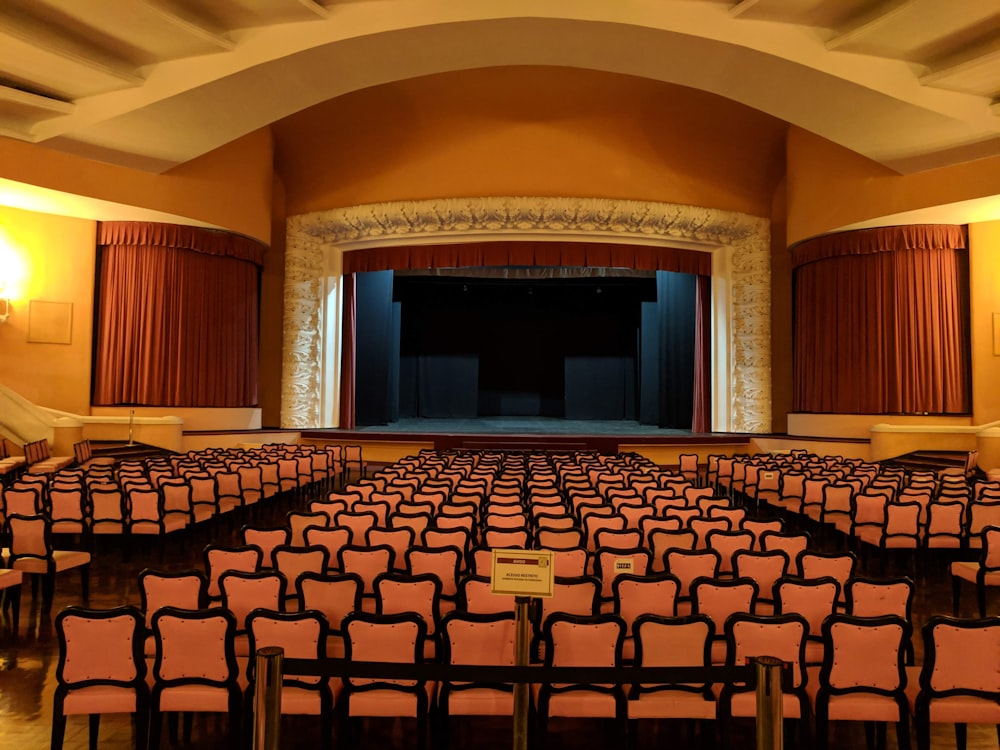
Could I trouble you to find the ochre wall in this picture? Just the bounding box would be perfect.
[0,129,274,244]
[272,67,789,218]
[0,205,97,414]
[969,221,1000,425]
[786,127,1000,245]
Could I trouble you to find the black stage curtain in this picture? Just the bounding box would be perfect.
[354,269,701,427]
[354,270,397,426]
[653,271,697,428]
[393,274,652,422]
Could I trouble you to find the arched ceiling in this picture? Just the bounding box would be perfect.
[1,0,998,176]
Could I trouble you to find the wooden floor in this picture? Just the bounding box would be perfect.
[1,488,997,750]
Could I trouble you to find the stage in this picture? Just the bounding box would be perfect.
[301,417,755,459]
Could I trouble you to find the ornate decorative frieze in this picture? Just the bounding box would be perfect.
[283,196,771,433]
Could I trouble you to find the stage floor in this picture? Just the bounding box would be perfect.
[302,417,747,455]
[353,417,694,436]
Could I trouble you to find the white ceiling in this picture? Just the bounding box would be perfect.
[0,0,998,224]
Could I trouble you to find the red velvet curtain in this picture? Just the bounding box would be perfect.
[93,223,262,407]
[344,240,711,276]
[792,225,969,414]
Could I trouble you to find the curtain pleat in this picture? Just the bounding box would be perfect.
[93,244,259,407]
[343,241,711,276]
[98,221,264,266]
[793,229,969,414]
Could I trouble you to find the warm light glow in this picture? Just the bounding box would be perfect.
[0,231,27,312]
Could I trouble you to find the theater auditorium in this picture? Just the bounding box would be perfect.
[1,2,999,749]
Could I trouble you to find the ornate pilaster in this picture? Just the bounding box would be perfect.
[280,222,325,428]
[284,196,771,433]
[729,219,772,433]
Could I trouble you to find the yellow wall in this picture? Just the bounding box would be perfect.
[0,205,97,414]
[0,129,275,244]
[969,221,1000,425]
[786,127,1000,245]
[272,67,789,218]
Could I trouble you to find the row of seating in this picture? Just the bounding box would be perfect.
[52,598,1000,750]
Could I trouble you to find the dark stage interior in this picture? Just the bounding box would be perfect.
[353,269,705,433]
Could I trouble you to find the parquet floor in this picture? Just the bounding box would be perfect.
[0,491,996,750]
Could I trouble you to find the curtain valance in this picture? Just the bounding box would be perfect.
[343,241,711,276]
[98,221,265,267]
[791,224,967,269]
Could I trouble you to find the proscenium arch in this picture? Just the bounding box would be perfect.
[282,196,771,433]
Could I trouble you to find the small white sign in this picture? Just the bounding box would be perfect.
[490,548,554,597]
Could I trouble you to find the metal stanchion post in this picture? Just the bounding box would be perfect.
[754,655,784,750]
[253,646,284,750]
[513,596,531,750]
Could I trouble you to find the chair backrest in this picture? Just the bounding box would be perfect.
[374,572,443,636]
[691,577,759,629]
[732,550,789,601]
[925,500,965,542]
[774,575,839,639]
[240,526,291,568]
[919,615,1000,698]
[593,528,643,551]
[759,532,810,575]
[538,575,601,633]
[459,575,515,615]
[365,526,415,570]
[536,526,584,550]
[422,527,471,555]
[332,510,379,544]
[342,611,426,688]
[247,609,328,688]
[845,576,914,620]
[304,525,352,565]
[3,486,42,516]
[820,614,910,695]
[981,525,1000,570]
[690,517,731,549]
[706,529,754,574]
[883,501,922,543]
[152,606,238,686]
[664,548,722,598]
[203,544,263,599]
[632,614,714,689]
[337,544,395,596]
[89,485,127,526]
[612,573,679,634]
[440,611,517,673]
[298,571,364,633]
[220,570,287,632]
[286,511,330,546]
[593,547,653,599]
[798,551,856,605]
[725,612,808,688]
[138,568,207,630]
[6,512,53,563]
[740,518,785,550]
[272,544,330,594]
[404,545,462,599]
[55,606,146,691]
[543,613,625,681]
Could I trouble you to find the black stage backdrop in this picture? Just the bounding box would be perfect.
[354,269,699,429]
